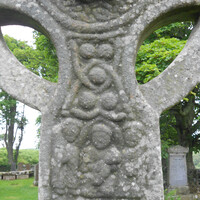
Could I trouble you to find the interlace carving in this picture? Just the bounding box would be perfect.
[1,1,200,200]
[41,0,138,23]
[51,40,145,199]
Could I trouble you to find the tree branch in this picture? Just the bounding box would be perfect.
[139,18,200,115]
[0,31,56,111]
[192,121,200,134]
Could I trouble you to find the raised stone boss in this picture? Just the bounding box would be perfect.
[0,0,200,199]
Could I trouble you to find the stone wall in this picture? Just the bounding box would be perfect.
[0,170,33,180]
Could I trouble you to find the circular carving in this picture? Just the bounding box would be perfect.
[97,44,114,59]
[101,92,118,110]
[49,0,136,23]
[77,118,123,148]
[62,119,82,143]
[123,121,143,147]
[81,62,112,93]
[88,67,107,85]
[79,43,96,59]
[124,129,139,147]
[92,124,112,149]
[38,0,141,33]
[78,90,97,110]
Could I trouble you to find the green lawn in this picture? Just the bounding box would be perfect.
[0,177,38,200]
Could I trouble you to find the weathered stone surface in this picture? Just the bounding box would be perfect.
[3,175,16,180]
[17,163,24,171]
[34,163,39,186]
[168,146,189,194]
[17,174,29,180]
[17,163,31,171]
[0,0,199,199]
[0,170,33,181]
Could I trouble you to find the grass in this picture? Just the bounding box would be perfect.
[0,177,38,200]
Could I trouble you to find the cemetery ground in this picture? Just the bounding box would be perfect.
[0,177,38,200]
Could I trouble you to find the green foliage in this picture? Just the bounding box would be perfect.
[193,153,200,169]
[0,148,39,166]
[136,22,200,169]
[164,189,181,200]
[161,140,170,159]
[35,115,41,149]
[2,32,59,153]
[145,22,193,44]
[17,149,39,165]
[33,31,59,82]
[0,165,11,172]
[4,33,59,83]
[0,148,9,165]
[136,38,186,84]
[0,90,17,124]
[0,178,38,200]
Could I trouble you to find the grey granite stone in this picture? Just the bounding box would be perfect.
[168,146,189,194]
[169,155,188,187]
[0,0,199,199]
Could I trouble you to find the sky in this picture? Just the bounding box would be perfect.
[1,25,40,149]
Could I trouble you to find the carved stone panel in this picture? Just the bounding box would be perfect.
[47,37,163,199]
[0,0,200,200]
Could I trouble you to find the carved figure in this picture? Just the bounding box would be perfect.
[0,0,200,199]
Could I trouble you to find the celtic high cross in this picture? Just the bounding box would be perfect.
[0,0,200,199]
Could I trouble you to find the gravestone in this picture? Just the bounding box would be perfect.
[16,173,29,180]
[3,175,15,180]
[17,163,31,171]
[2,172,16,180]
[17,163,24,171]
[17,174,29,179]
[168,146,189,194]
[34,163,39,186]
[0,1,200,199]
[25,164,31,171]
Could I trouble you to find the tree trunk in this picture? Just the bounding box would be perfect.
[187,148,195,170]
[14,104,26,165]
[6,101,17,171]
[171,90,198,191]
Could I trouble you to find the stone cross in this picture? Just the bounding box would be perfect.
[0,1,200,199]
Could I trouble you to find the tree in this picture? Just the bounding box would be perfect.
[32,23,200,169]
[1,31,59,170]
[30,31,59,147]
[0,90,28,170]
[0,35,36,170]
[136,21,200,187]
[0,31,59,168]
[32,31,58,82]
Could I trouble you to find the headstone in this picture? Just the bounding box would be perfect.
[17,163,31,171]
[2,174,16,180]
[0,1,200,199]
[34,163,39,186]
[25,164,31,171]
[17,174,29,180]
[17,163,24,171]
[168,145,189,194]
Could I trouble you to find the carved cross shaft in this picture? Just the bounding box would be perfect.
[0,0,200,199]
